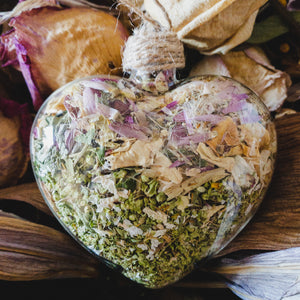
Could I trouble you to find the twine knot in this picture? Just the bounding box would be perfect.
[122,24,185,74]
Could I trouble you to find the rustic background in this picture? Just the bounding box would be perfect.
[0,1,299,299]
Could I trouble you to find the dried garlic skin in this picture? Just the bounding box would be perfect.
[31,74,276,288]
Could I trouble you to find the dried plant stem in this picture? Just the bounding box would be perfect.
[0,182,51,215]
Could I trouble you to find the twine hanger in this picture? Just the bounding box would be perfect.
[119,0,185,74]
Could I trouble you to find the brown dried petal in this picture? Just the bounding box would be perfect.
[226,145,243,157]
[9,6,128,98]
[0,182,51,215]
[206,117,240,155]
[0,216,100,280]
[0,112,27,188]
[239,122,270,156]
[181,168,228,194]
[107,138,163,170]
[197,142,235,172]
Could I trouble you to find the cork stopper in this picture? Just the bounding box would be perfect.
[122,24,185,74]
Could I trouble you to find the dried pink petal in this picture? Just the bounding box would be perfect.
[109,122,148,141]
[13,37,43,110]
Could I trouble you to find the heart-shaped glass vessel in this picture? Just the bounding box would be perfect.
[30,74,276,288]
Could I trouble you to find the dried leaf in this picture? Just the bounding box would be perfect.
[218,113,300,256]
[248,11,300,44]
[0,182,51,215]
[0,216,100,280]
[275,108,297,118]
[248,14,290,44]
[0,209,24,220]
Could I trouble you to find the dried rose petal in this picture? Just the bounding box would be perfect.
[0,97,32,187]
[0,6,128,110]
[140,0,267,54]
[190,47,292,111]
[0,97,32,153]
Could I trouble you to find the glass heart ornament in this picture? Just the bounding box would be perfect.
[30,26,276,289]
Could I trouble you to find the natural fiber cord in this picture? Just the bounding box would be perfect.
[122,24,185,73]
